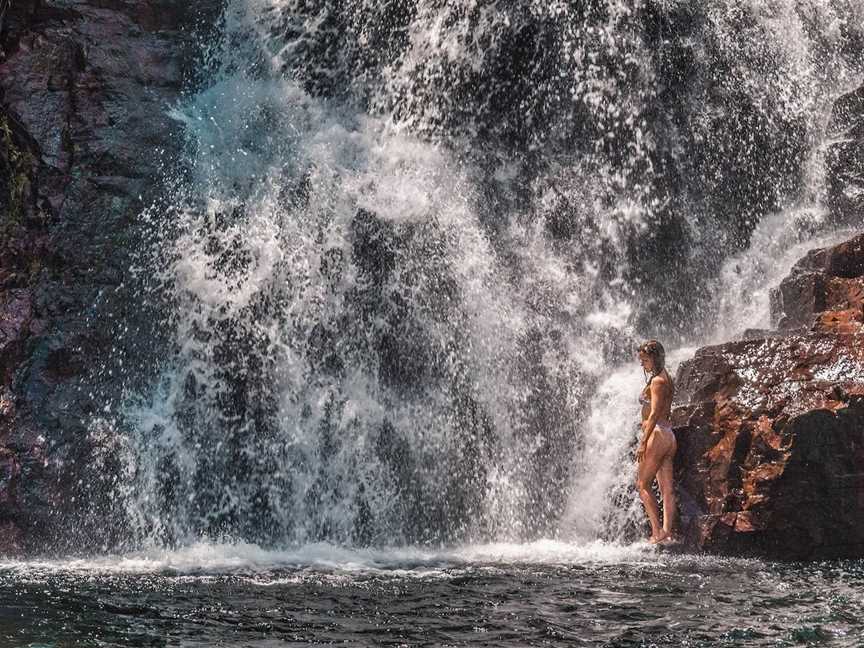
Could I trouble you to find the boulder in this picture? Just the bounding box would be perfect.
[672,233,864,559]
[771,233,864,331]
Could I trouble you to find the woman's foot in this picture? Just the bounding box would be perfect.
[648,530,669,544]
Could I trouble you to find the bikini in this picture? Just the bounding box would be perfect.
[639,375,675,440]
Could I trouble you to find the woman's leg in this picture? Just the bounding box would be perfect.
[656,448,677,537]
[636,438,663,541]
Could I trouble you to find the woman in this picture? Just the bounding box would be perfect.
[636,340,677,544]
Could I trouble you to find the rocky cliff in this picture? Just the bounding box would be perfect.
[673,230,864,559]
[668,80,864,561]
[0,0,219,553]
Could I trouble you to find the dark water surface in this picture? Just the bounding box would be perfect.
[1,541,862,647]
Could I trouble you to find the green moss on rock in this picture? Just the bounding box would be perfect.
[0,112,36,224]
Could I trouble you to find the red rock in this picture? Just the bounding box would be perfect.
[772,233,864,334]
[674,233,864,559]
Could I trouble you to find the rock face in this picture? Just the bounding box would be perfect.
[672,233,864,560]
[670,79,864,560]
[0,0,218,554]
[827,83,864,226]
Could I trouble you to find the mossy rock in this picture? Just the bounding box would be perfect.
[0,110,37,225]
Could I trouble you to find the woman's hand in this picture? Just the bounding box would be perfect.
[637,420,652,463]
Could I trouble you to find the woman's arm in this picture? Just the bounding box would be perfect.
[637,376,665,461]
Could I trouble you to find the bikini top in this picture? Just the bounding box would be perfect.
[639,370,674,406]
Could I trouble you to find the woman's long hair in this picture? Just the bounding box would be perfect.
[638,339,666,379]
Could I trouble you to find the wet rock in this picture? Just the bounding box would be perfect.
[0,289,32,380]
[0,1,219,553]
[0,520,23,555]
[831,85,864,135]
[0,289,32,550]
[673,233,864,559]
[771,233,864,332]
[826,83,864,224]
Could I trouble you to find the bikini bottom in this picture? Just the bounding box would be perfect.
[655,420,676,441]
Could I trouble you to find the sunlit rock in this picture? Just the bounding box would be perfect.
[673,233,864,559]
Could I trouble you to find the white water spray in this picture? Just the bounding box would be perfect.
[104,0,863,553]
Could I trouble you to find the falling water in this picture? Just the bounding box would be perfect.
[102,0,863,550]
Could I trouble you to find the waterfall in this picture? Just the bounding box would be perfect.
[105,0,862,548]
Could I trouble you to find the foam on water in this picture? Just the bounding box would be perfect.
[0,540,657,578]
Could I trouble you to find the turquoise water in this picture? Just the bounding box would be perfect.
[1,541,862,646]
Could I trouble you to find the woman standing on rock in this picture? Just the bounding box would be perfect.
[636,340,678,544]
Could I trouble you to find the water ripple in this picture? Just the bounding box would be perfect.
[2,542,863,646]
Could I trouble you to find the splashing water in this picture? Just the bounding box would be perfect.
[99,0,864,551]
[710,208,858,342]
